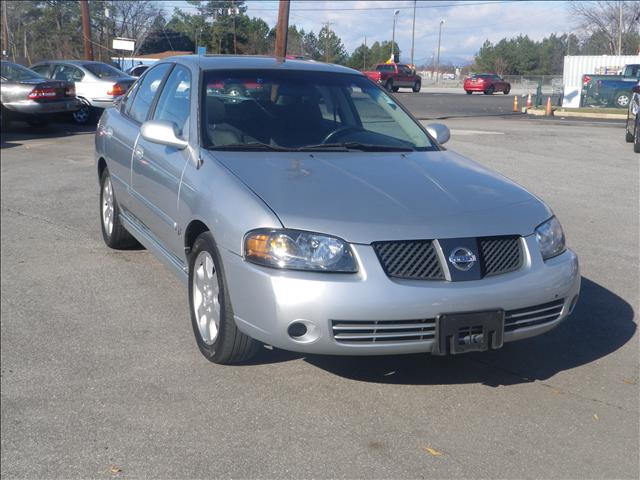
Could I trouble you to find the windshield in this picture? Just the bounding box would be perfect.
[84,63,125,78]
[202,69,436,151]
[1,62,45,81]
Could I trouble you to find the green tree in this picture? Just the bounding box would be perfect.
[317,25,347,64]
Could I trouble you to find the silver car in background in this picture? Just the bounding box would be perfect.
[31,60,135,124]
[95,56,580,364]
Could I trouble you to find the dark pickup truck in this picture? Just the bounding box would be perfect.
[362,63,422,93]
[582,64,640,108]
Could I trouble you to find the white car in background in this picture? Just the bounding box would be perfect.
[30,60,135,124]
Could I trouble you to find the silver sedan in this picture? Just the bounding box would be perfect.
[95,55,580,364]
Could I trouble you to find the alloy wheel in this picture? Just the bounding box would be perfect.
[192,251,221,345]
[101,176,114,236]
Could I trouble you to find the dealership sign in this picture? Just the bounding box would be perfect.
[112,38,135,52]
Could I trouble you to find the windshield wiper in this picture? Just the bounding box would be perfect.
[208,142,297,152]
[298,142,414,152]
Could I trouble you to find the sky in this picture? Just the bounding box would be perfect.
[160,0,575,66]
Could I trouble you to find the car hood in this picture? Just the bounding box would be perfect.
[211,150,552,243]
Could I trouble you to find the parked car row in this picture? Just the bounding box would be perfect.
[1,59,135,129]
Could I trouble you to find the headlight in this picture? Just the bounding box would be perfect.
[244,229,358,272]
[535,217,566,260]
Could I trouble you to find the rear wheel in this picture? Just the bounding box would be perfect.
[188,232,259,364]
[634,119,640,153]
[465,90,473,95]
[392,86,400,92]
[412,80,421,93]
[100,169,138,249]
[385,79,393,92]
[73,100,93,125]
[484,86,495,95]
[614,91,631,108]
[503,86,511,94]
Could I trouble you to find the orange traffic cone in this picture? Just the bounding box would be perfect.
[513,95,518,112]
[545,96,553,116]
[526,93,532,108]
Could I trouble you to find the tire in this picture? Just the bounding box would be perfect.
[484,86,495,95]
[634,119,640,154]
[626,121,635,142]
[384,79,393,92]
[412,80,421,93]
[614,91,631,108]
[392,86,400,92]
[188,231,259,364]
[503,86,511,95]
[465,90,472,95]
[99,169,138,249]
[72,100,93,125]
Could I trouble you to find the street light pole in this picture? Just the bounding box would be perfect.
[435,20,444,84]
[391,9,399,62]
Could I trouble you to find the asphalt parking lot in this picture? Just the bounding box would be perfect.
[1,92,638,479]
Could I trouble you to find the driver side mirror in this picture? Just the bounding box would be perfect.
[425,123,450,145]
[140,120,188,150]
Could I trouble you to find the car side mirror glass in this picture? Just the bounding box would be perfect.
[140,120,188,150]
[426,123,451,145]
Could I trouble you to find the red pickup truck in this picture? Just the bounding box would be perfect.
[363,63,422,93]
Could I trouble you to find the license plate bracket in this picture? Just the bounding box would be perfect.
[434,310,504,355]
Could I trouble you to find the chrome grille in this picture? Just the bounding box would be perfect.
[504,299,564,332]
[373,240,445,280]
[331,318,436,343]
[479,236,523,276]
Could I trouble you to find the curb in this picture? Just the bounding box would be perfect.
[526,109,627,120]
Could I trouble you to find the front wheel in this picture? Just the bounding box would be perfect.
[503,86,511,94]
[484,86,495,95]
[384,79,393,92]
[412,80,421,93]
[188,232,259,364]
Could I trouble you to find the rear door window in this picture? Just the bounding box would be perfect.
[52,65,84,82]
[126,63,172,124]
[30,63,52,78]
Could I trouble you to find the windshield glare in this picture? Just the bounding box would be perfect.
[1,62,44,81]
[84,63,125,78]
[202,69,436,151]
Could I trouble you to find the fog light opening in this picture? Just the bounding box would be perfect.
[287,322,308,339]
[568,295,579,314]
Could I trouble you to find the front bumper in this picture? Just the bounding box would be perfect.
[221,235,580,355]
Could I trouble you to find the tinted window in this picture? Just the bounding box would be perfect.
[131,65,149,76]
[152,65,191,138]
[84,63,125,78]
[30,64,52,78]
[126,63,171,123]
[1,62,45,81]
[376,64,395,72]
[202,69,435,151]
[52,64,84,82]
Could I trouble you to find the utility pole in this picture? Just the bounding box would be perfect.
[274,0,290,58]
[323,21,334,63]
[2,0,10,58]
[391,10,399,62]
[80,0,94,61]
[410,0,416,65]
[435,20,444,84]
[617,1,622,56]
[363,36,367,70]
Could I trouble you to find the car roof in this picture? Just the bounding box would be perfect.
[161,55,363,75]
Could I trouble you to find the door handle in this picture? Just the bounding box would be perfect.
[133,145,144,160]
